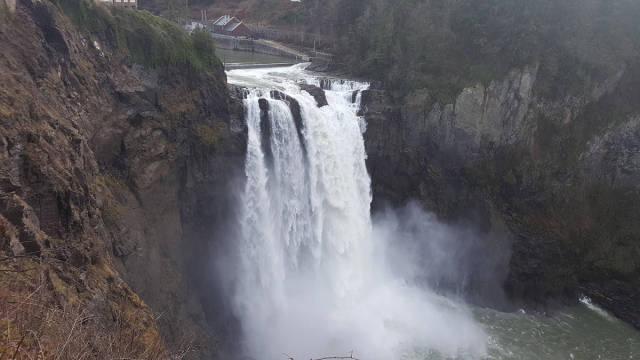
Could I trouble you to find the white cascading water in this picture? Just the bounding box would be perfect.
[228,65,487,360]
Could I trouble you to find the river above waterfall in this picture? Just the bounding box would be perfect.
[218,48,301,67]
[226,65,640,360]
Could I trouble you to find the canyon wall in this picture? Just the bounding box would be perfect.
[0,1,245,357]
[310,0,640,328]
[362,61,640,326]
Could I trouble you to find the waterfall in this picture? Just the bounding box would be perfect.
[228,66,487,360]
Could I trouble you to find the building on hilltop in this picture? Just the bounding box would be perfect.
[210,15,252,38]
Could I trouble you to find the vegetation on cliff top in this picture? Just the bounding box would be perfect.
[333,0,640,103]
[55,0,221,72]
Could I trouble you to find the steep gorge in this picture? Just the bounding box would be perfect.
[267,0,640,328]
[0,0,244,357]
[2,0,640,357]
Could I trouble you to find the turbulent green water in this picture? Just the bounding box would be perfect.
[417,299,640,360]
[482,304,639,359]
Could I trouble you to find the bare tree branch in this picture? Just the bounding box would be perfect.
[282,352,361,360]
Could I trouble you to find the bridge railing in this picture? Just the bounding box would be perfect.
[246,24,334,50]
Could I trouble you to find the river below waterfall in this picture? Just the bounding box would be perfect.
[226,64,640,360]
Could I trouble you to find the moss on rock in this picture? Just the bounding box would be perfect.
[55,0,221,72]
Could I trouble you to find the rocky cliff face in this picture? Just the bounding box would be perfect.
[0,1,245,357]
[363,61,640,325]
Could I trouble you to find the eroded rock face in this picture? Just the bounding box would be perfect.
[362,61,640,326]
[0,194,47,256]
[582,116,640,189]
[445,66,537,154]
[0,1,246,357]
[299,84,328,107]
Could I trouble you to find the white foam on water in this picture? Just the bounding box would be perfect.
[579,295,615,321]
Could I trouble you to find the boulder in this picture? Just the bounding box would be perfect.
[300,84,328,107]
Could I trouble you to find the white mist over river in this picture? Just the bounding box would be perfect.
[225,64,640,360]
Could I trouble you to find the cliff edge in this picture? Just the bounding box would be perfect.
[0,0,245,357]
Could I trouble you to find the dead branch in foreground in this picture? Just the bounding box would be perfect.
[1,266,195,360]
[283,351,361,360]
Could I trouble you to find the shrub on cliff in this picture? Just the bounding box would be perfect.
[54,0,221,72]
[0,264,195,358]
[336,0,640,103]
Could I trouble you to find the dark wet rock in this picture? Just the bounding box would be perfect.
[351,90,360,104]
[582,281,640,329]
[362,63,640,328]
[319,78,332,90]
[300,84,328,107]
[269,90,286,101]
[269,90,306,156]
[259,98,273,166]
[258,98,270,111]
[306,58,336,73]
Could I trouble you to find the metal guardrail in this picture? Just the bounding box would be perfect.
[224,63,297,70]
[211,33,310,61]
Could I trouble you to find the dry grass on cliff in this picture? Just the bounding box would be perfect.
[0,261,194,359]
